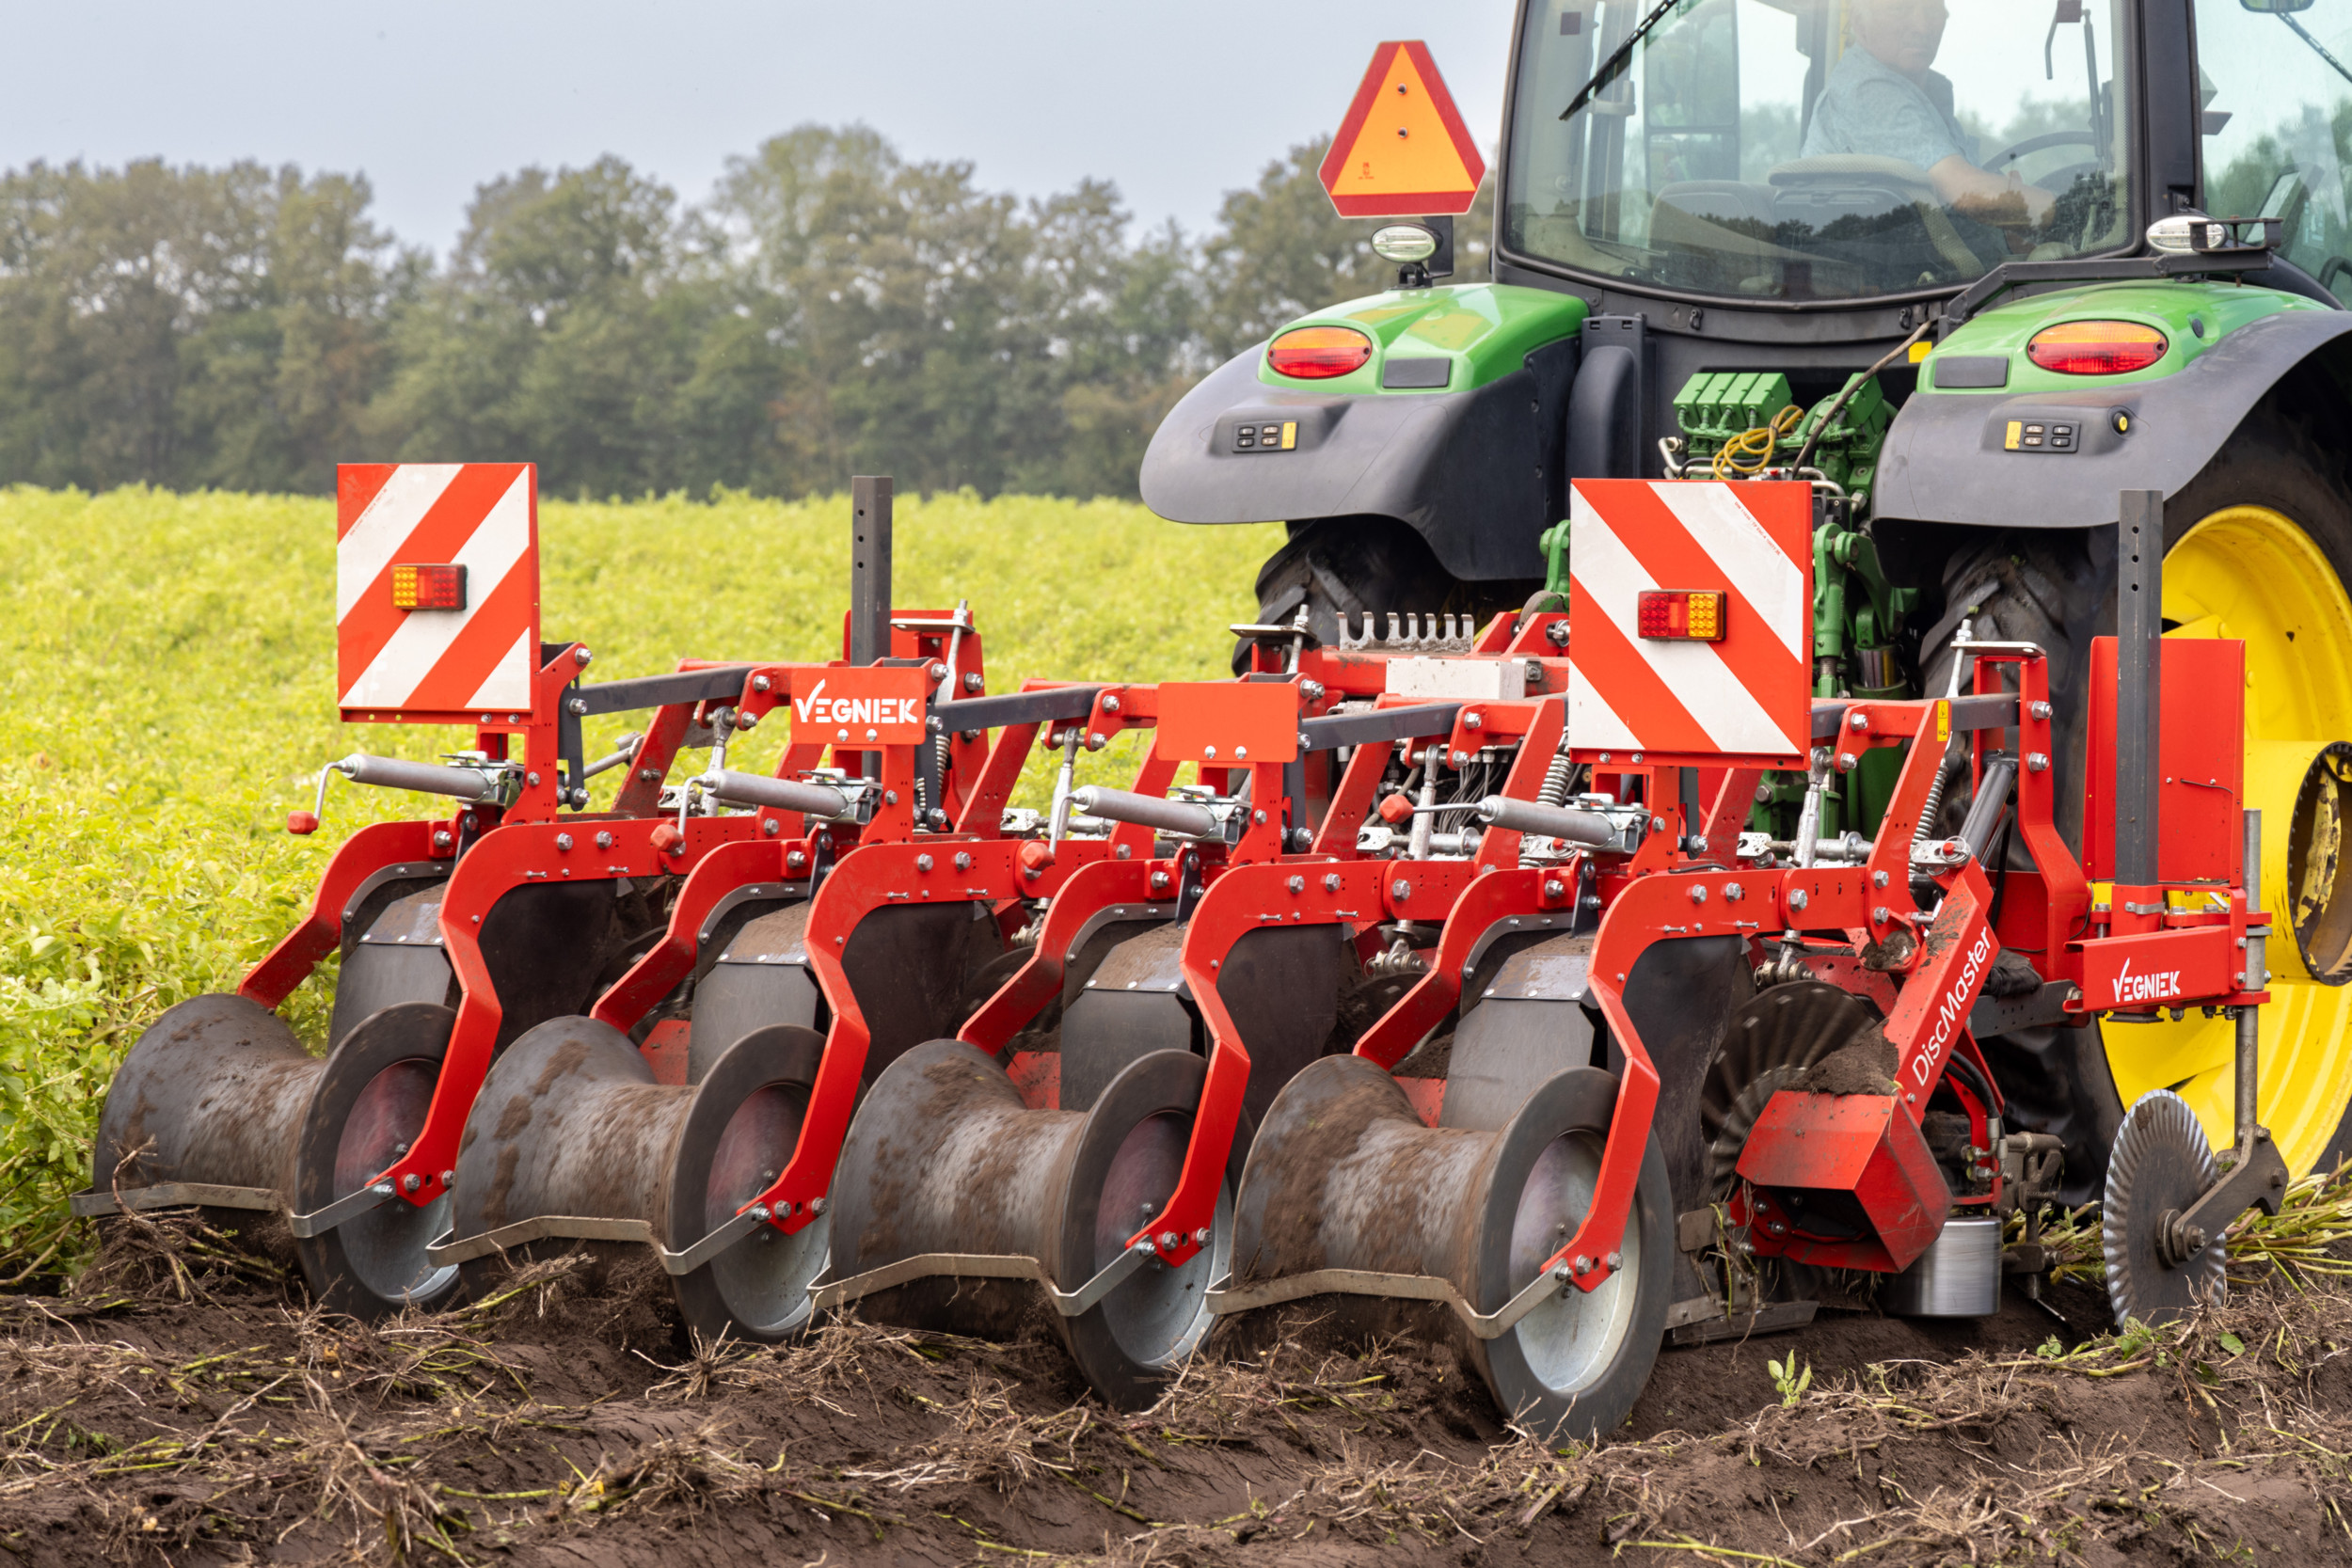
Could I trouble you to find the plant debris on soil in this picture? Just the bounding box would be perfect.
[0,1197,2348,1567]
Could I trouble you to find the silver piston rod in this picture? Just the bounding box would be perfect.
[694,769,853,819]
[1068,785,1217,839]
[332,753,508,802]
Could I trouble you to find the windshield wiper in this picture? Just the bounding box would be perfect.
[1562,0,1690,119]
[2278,10,2352,91]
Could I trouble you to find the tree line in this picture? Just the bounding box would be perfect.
[0,127,1492,501]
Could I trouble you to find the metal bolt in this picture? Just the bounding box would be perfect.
[1235,745,1249,760]
[1789,890,1809,912]
[527,770,542,786]
[1581,895,1602,912]
[1300,680,1325,701]
[955,851,973,870]
[1136,1238,1157,1255]
[1604,1250,1622,1269]
[763,818,780,836]
[441,1170,454,1188]
[753,674,771,693]
[639,768,661,784]
[1543,879,1565,899]
[1087,731,1106,750]
[787,850,807,870]
[915,853,933,872]
[573,646,593,666]
[554,833,574,851]
[963,671,985,692]
[1152,870,1172,891]
[566,696,588,715]
[1253,809,1266,825]
[1523,659,1544,683]
[1287,874,1306,894]
[1724,882,1743,901]
[402,1173,422,1194]
[1203,745,1217,759]
[2026,752,2050,772]
[1464,712,1484,731]
[1452,750,1469,765]
[596,831,615,849]
[1689,884,1708,904]
[1872,869,1888,888]
[1391,879,1412,903]
[2029,700,2052,720]
[1102,694,1121,714]
[1835,752,1857,772]
[884,789,898,804]
[1769,1221,1788,1235]
[1158,1230,1180,1250]
[1194,1227,1210,1244]
[1849,711,1867,731]
[1872,906,1890,924]
[1572,1255,1593,1275]
[1687,835,1708,854]
[929,661,948,680]
[434,830,453,849]
[866,728,879,742]
[810,1197,827,1215]
[738,709,758,730]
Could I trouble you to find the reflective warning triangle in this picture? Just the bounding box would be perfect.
[1318,40,1486,218]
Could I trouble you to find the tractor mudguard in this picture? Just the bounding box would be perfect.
[1877,306,2352,532]
[1138,337,1578,583]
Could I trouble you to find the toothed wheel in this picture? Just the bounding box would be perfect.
[2102,1090,2225,1326]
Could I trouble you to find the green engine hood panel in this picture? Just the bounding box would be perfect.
[1256,283,1590,396]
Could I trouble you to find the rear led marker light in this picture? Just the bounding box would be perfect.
[1636,590,1725,641]
[391,563,468,610]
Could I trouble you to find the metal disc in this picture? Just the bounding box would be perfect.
[1703,980,1883,1196]
[2103,1089,2225,1325]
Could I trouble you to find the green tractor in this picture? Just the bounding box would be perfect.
[1142,0,2352,1198]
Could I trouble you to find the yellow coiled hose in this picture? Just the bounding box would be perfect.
[1708,404,1806,479]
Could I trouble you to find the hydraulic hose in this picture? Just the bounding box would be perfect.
[1067,786,1217,839]
[695,770,852,819]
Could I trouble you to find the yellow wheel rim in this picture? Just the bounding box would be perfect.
[2104,506,2352,1175]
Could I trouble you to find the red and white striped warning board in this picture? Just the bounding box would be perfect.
[1565,480,1812,767]
[336,464,539,723]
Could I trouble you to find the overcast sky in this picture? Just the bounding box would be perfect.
[1,2,1518,257]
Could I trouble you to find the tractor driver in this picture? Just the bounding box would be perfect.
[1801,0,2057,225]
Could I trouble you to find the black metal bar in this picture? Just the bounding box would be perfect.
[1809,692,2016,740]
[850,476,892,669]
[558,685,584,803]
[2115,489,2164,886]
[933,686,1105,734]
[1940,250,2268,332]
[1299,703,1462,752]
[570,667,755,718]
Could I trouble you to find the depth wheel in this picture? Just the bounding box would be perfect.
[1054,1049,1244,1409]
[291,1001,461,1318]
[1465,1069,1673,1444]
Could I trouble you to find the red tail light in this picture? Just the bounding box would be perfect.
[1267,325,1375,379]
[391,562,468,610]
[2026,320,2168,375]
[1637,590,1726,641]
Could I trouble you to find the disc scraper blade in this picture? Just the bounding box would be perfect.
[2102,1089,2225,1326]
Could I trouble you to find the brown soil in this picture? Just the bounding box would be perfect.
[2,1212,2347,1567]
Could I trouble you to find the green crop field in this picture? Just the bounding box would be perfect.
[0,483,1279,1283]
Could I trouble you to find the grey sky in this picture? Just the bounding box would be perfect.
[2,3,1517,256]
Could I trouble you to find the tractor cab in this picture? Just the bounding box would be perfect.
[1508,0,2132,302]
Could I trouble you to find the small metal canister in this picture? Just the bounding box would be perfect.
[1880,1216,2001,1317]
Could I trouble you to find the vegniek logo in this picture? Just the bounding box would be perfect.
[2112,957,2184,1006]
[791,677,923,732]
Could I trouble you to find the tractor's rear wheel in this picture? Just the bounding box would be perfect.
[1922,401,2352,1181]
[1242,516,1475,668]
